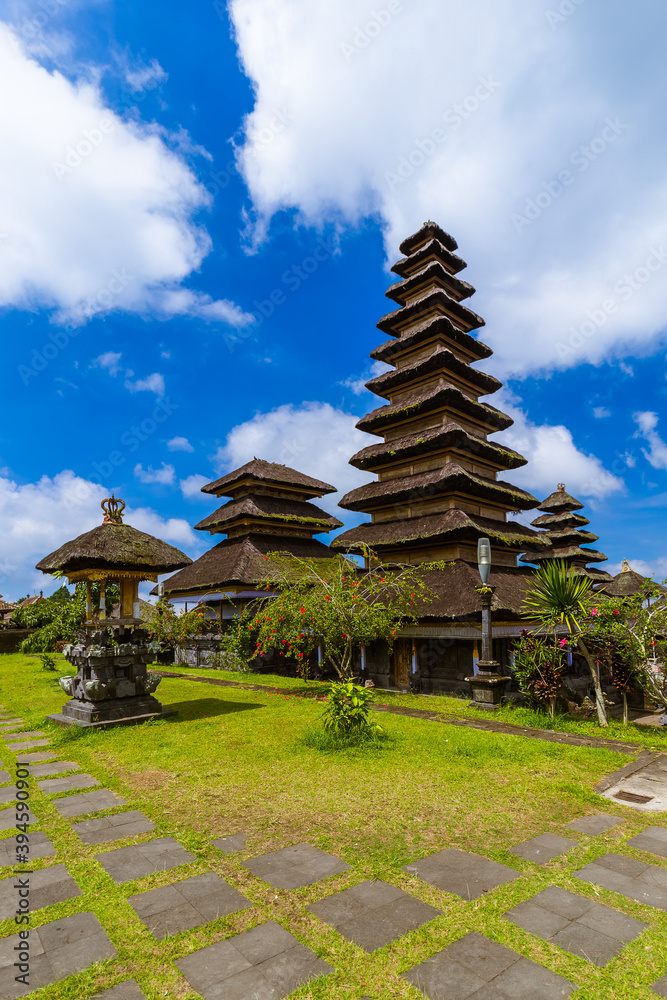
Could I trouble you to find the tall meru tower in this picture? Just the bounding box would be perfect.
[331,221,547,569]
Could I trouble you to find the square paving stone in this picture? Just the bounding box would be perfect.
[73,810,156,846]
[0,911,117,999]
[628,827,667,859]
[0,720,24,730]
[510,833,578,864]
[176,919,333,1000]
[214,832,247,854]
[2,730,45,741]
[0,830,56,867]
[96,837,196,883]
[503,886,647,966]
[403,848,519,901]
[575,853,667,911]
[0,807,38,831]
[6,738,51,751]
[0,770,10,784]
[37,773,100,795]
[129,871,253,939]
[53,789,127,818]
[91,982,147,999]
[565,814,624,836]
[653,972,667,998]
[308,879,441,952]
[0,863,82,920]
[0,785,16,805]
[243,842,350,890]
[15,750,59,764]
[29,760,81,778]
[402,930,575,999]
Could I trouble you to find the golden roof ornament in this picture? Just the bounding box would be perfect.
[621,558,631,573]
[557,483,566,491]
[101,496,125,525]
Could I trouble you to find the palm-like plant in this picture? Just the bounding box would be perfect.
[522,561,608,727]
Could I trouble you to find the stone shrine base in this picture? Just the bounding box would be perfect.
[47,695,176,730]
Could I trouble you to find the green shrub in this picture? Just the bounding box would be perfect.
[39,653,57,671]
[319,681,383,736]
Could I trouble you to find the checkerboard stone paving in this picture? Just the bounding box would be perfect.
[53,788,127,818]
[73,809,156,846]
[653,972,667,998]
[510,833,578,864]
[403,849,519,900]
[243,842,350,890]
[214,832,247,854]
[0,830,56,867]
[0,807,38,831]
[129,871,253,940]
[92,982,147,999]
[96,836,196,883]
[37,773,100,795]
[574,853,667,910]
[503,886,647,966]
[0,864,82,920]
[307,879,441,953]
[176,919,333,1000]
[15,750,59,764]
[628,826,667,859]
[401,931,575,999]
[0,912,116,999]
[0,786,16,805]
[6,739,51,751]
[565,813,624,836]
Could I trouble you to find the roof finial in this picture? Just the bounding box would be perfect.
[557,483,566,492]
[621,558,631,573]
[101,495,125,525]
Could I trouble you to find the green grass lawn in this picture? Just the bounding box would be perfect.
[1,652,667,998]
[161,661,667,751]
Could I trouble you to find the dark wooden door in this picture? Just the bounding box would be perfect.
[394,638,410,688]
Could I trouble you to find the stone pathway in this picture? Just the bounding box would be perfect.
[1,703,667,998]
[597,753,667,811]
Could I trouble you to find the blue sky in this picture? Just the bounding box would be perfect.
[1,0,667,601]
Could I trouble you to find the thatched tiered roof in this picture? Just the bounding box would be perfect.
[332,220,545,567]
[519,484,612,583]
[598,559,667,597]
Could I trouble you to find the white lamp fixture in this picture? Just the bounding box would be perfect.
[477,537,491,584]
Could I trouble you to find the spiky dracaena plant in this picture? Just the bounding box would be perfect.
[522,561,608,727]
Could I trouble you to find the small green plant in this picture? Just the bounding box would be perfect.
[39,653,57,671]
[320,681,383,736]
[512,630,568,718]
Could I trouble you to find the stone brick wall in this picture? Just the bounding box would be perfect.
[0,630,36,654]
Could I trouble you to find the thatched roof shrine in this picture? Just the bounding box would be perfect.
[519,483,612,582]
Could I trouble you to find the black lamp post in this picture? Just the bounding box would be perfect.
[465,537,510,710]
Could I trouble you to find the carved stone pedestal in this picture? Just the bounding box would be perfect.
[465,660,511,711]
[47,628,176,729]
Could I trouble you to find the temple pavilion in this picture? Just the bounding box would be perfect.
[158,459,343,617]
[519,483,613,583]
[330,220,549,691]
[600,558,667,597]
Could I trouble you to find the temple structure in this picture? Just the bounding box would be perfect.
[330,221,548,691]
[600,558,667,597]
[519,483,612,583]
[159,459,342,616]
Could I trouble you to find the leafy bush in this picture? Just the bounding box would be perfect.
[512,630,569,717]
[319,681,383,736]
[39,654,57,671]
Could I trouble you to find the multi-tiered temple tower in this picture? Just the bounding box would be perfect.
[519,483,612,583]
[332,221,544,569]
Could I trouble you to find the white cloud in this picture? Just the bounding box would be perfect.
[91,351,124,376]
[125,373,165,397]
[341,360,392,395]
[167,436,194,453]
[120,55,167,93]
[606,558,667,583]
[134,462,175,485]
[180,474,211,499]
[494,392,624,501]
[0,469,199,601]
[229,0,667,377]
[0,24,250,327]
[593,406,611,419]
[633,411,667,470]
[213,402,370,514]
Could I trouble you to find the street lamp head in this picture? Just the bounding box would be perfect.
[157,582,165,599]
[477,537,491,584]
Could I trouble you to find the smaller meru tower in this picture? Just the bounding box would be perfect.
[519,483,612,583]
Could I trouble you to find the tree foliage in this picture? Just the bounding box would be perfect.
[13,582,121,653]
[141,599,207,647]
[512,629,570,717]
[221,550,443,681]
